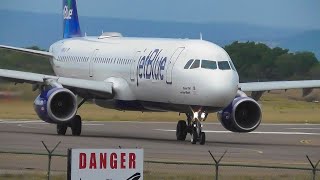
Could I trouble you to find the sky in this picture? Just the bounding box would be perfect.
[0,0,319,30]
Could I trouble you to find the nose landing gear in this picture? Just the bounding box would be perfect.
[176,107,208,145]
[191,120,206,145]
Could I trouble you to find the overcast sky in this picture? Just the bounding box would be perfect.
[1,0,319,29]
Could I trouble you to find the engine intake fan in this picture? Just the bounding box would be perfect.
[217,96,261,132]
[34,88,77,123]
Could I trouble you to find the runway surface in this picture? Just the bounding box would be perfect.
[0,119,320,170]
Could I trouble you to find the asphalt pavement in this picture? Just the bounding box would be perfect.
[0,119,319,171]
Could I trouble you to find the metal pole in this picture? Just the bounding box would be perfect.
[215,164,219,180]
[67,149,72,180]
[42,141,61,180]
[209,150,227,180]
[48,154,52,180]
[306,155,320,180]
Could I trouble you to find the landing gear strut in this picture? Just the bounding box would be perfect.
[176,108,208,145]
[71,115,82,136]
[55,115,82,136]
[57,124,67,135]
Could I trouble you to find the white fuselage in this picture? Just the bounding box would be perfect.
[49,35,239,113]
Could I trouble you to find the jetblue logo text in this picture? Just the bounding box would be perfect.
[137,49,167,80]
[63,5,73,20]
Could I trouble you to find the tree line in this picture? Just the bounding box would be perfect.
[225,41,320,82]
[0,46,54,75]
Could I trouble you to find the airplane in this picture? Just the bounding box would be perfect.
[1,0,320,145]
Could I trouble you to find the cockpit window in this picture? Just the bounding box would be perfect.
[184,59,194,69]
[218,61,231,70]
[190,59,200,69]
[201,60,217,70]
[229,61,236,71]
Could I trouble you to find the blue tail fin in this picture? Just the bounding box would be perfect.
[63,0,81,38]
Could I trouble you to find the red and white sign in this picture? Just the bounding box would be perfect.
[70,149,143,180]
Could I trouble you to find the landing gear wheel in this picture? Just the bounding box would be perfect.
[71,115,82,136]
[176,120,187,141]
[200,132,206,145]
[191,129,198,144]
[57,124,67,135]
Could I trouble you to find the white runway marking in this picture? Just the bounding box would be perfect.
[154,129,320,136]
[0,120,103,126]
[17,124,45,129]
[83,123,104,126]
[1,119,320,126]
[287,128,320,130]
[89,121,177,124]
[261,123,320,126]
[0,120,43,124]
[233,147,263,154]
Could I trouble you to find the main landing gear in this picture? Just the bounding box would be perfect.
[57,115,82,136]
[176,108,208,145]
[56,98,86,136]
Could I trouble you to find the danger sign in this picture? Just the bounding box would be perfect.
[68,149,143,180]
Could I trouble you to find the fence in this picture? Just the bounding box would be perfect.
[0,141,319,180]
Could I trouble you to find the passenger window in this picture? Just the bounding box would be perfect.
[190,59,200,69]
[184,59,194,69]
[218,61,231,70]
[201,60,217,70]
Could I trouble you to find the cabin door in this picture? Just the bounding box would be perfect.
[89,49,99,78]
[166,47,185,84]
[130,51,141,82]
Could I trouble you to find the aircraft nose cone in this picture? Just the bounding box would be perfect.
[211,71,239,107]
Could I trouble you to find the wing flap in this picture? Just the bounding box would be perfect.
[239,80,320,92]
[0,69,51,83]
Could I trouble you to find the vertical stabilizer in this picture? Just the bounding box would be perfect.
[63,0,81,38]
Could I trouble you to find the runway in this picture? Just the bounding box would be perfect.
[0,119,320,169]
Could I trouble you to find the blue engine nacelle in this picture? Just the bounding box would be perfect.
[34,88,77,124]
[217,97,262,132]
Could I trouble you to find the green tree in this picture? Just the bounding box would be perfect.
[309,63,320,79]
[224,41,319,82]
[0,46,54,75]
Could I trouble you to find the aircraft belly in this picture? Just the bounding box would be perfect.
[94,99,222,113]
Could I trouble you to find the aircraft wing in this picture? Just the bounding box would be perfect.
[239,80,320,91]
[0,69,113,95]
[0,45,53,58]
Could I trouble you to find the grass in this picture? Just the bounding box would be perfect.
[0,173,65,180]
[0,83,319,123]
[144,174,313,180]
[259,90,320,123]
[0,100,183,121]
[0,172,314,180]
[0,154,317,180]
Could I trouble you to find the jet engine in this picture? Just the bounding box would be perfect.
[34,88,77,123]
[217,96,261,132]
